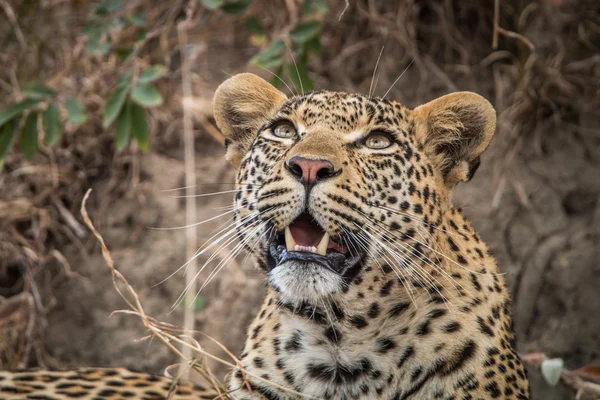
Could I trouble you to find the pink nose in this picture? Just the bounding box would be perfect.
[286,156,337,184]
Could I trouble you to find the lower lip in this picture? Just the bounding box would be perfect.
[269,243,350,275]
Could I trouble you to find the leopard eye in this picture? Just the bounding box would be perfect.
[272,121,296,139]
[365,133,392,149]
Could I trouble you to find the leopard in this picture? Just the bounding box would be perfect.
[0,73,530,400]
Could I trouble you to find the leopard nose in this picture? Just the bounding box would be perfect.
[286,156,339,185]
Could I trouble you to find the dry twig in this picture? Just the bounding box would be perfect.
[492,0,535,50]
[177,13,198,374]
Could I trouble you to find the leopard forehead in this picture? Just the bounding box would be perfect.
[271,90,412,133]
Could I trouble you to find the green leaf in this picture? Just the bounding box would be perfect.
[135,28,147,42]
[200,0,224,10]
[541,358,563,386]
[102,84,130,128]
[290,20,321,43]
[221,0,251,15]
[83,21,107,38]
[22,83,57,100]
[301,0,328,15]
[245,16,265,35]
[139,65,167,84]
[287,59,314,92]
[115,48,134,60]
[127,13,147,27]
[21,112,39,161]
[87,40,111,56]
[129,102,149,151]
[270,65,284,89]
[0,99,40,127]
[305,36,322,55]
[115,102,131,150]
[246,16,267,46]
[95,0,123,16]
[193,296,207,311]
[0,119,18,170]
[65,97,87,125]
[42,104,62,146]
[314,0,328,13]
[131,84,163,107]
[117,71,133,87]
[250,39,285,69]
[110,15,126,30]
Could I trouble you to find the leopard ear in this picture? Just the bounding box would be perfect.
[412,92,496,189]
[213,73,287,169]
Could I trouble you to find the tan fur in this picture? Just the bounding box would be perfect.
[213,73,287,168]
[412,92,496,191]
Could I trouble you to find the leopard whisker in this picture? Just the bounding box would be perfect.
[356,213,475,303]
[198,220,268,295]
[319,298,338,338]
[160,182,254,193]
[382,58,415,100]
[255,64,298,97]
[354,230,419,307]
[357,225,442,304]
[349,225,421,305]
[147,208,237,230]
[151,215,236,288]
[350,208,448,301]
[167,189,249,198]
[173,217,266,310]
[357,216,462,305]
[151,212,260,290]
[368,203,500,274]
[285,40,304,95]
[410,227,476,301]
[369,202,469,242]
[194,209,275,287]
[170,207,274,308]
[369,45,385,98]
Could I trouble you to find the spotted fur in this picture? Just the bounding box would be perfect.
[0,368,217,399]
[0,74,530,400]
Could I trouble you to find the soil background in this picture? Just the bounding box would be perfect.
[1,1,599,399]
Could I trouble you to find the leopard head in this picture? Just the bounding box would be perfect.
[213,73,495,305]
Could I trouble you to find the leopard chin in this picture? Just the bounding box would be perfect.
[265,212,366,301]
[268,259,344,302]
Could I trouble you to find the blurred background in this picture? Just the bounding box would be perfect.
[0,1,599,399]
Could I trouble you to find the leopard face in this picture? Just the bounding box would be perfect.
[231,94,433,304]
[215,74,494,307]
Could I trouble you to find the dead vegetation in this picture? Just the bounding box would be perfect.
[0,0,599,398]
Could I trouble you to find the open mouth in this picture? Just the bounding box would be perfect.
[268,213,364,276]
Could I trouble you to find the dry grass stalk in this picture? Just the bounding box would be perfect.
[80,189,320,399]
[178,13,198,373]
[492,0,535,51]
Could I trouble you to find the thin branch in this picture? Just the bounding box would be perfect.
[0,0,26,49]
[177,17,198,373]
[492,0,535,51]
[338,0,350,21]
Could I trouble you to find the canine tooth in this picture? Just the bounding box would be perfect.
[285,227,296,251]
[316,232,330,256]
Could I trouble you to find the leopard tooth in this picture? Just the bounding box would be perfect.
[316,232,330,256]
[285,227,296,251]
